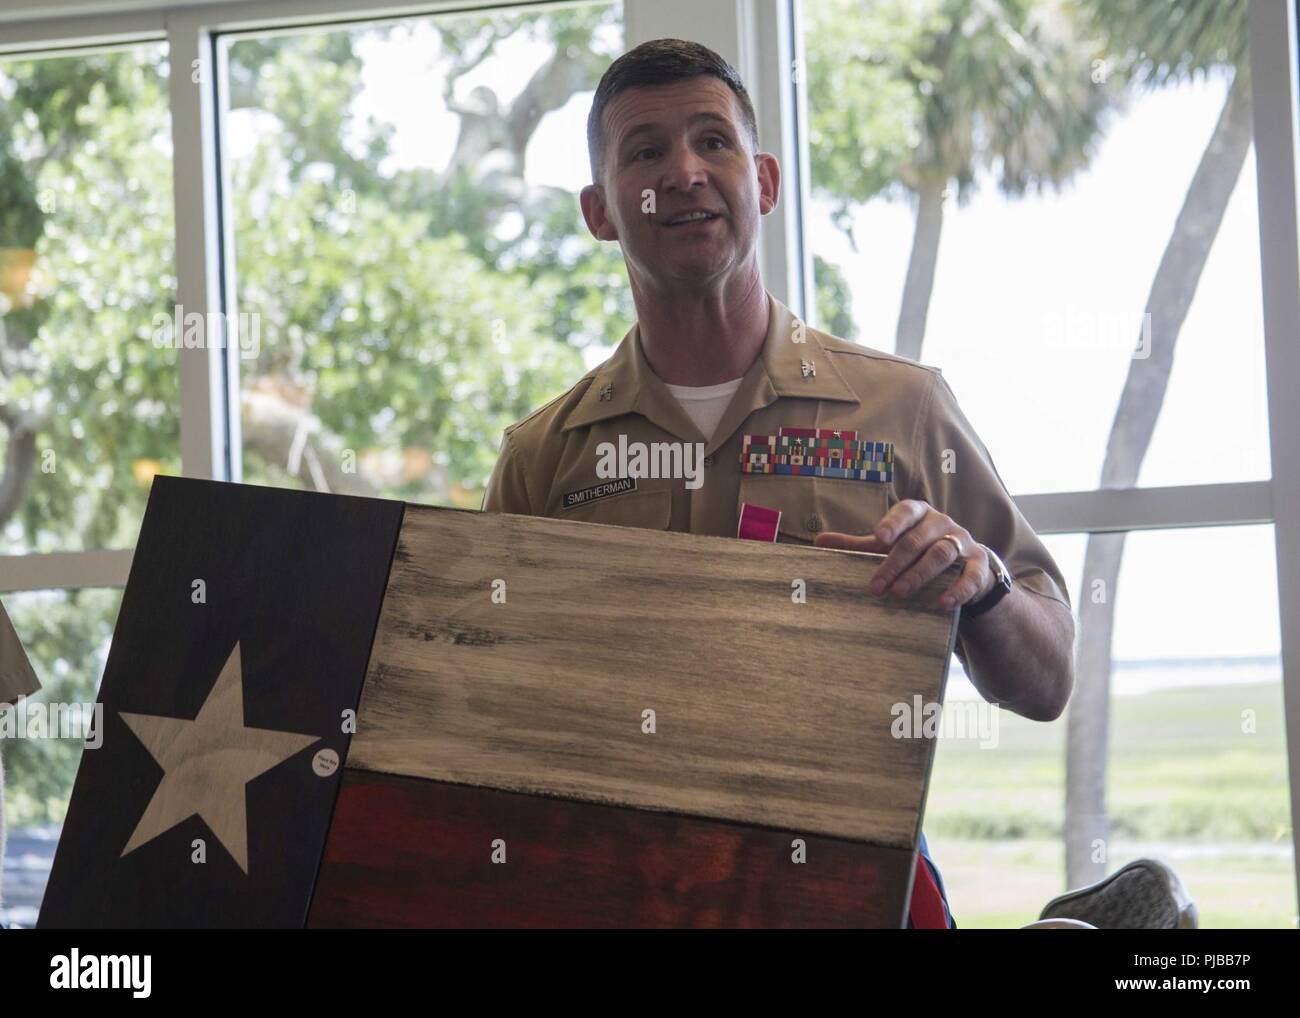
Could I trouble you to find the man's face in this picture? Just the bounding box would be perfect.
[580,76,779,291]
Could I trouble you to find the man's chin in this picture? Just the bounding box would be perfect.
[654,255,732,284]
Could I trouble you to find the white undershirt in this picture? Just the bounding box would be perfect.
[663,377,745,443]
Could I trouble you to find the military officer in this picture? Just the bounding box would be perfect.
[482,38,1075,928]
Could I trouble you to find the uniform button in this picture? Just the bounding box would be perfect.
[805,513,822,534]
[703,455,714,467]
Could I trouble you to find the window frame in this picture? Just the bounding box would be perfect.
[0,0,1297,917]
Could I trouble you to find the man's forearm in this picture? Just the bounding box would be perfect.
[961,585,1075,722]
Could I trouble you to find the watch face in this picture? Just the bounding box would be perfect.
[986,547,1011,584]
[961,546,1014,622]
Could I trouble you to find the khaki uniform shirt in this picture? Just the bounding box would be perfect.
[483,291,1069,665]
[1,596,40,708]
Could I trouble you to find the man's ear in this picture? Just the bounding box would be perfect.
[580,184,619,241]
[755,151,781,216]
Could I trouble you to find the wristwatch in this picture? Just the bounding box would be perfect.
[961,545,1013,621]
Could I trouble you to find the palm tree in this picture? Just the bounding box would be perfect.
[807,0,1113,359]
[895,0,1117,359]
[1066,0,1251,888]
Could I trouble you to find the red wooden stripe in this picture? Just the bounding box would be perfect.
[307,770,912,928]
[908,851,950,929]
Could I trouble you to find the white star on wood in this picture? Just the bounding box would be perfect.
[119,642,319,874]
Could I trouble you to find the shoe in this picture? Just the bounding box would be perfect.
[1039,858,1197,929]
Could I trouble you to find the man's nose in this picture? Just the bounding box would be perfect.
[661,142,710,193]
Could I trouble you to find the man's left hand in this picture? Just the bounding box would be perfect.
[812,499,994,611]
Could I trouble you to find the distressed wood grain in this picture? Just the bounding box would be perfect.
[308,769,917,928]
[349,507,957,849]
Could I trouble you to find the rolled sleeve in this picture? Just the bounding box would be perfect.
[906,371,1071,612]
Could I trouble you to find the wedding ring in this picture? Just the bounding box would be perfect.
[938,533,965,558]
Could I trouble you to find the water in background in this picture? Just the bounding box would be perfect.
[946,655,1281,700]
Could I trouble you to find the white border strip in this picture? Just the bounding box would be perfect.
[0,550,133,592]
[1015,481,1274,535]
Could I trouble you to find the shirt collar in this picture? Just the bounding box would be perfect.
[561,290,860,445]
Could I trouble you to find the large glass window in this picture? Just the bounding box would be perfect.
[802,0,1288,929]
[930,525,1293,928]
[803,0,1267,496]
[0,44,177,554]
[221,2,627,507]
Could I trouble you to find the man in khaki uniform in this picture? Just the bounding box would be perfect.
[1,597,41,915]
[482,38,1075,926]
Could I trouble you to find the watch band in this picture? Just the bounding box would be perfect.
[961,545,1013,621]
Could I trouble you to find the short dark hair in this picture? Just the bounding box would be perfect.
[586,38,759,183]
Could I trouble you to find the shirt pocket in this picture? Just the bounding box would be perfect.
[737,474,894,543]
[553,487,672,531]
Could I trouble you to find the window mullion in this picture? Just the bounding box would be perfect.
[0,551,133,594]
[1016,481,1275,535]
[168,10,230,482]
[1249,0,1300,922]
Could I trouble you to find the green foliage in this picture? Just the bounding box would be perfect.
[0,148,43,247]
[232,162,588,496]
[223,20,628,504]
[805,0,927,219]
[2,589,120,826]
[928,681,1293,844]
[806,0,1114,357]
[916,0,1112,202]
[807,0,1113,210]
[0,11,629,815]
[1078,0,1249,86]
[812,253,857,341]
[2,46,178,554]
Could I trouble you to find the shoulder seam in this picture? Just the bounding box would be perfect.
[823,343,942,375]
[813,329,943,374]
[504,372,597,436]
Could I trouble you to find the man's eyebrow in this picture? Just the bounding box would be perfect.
[618,111,735,147]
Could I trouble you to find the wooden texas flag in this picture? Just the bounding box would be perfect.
[39,476,957,929]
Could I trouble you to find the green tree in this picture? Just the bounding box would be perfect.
[2,591,120,826]
[0,5,629,820]
[813,254,857,341]
[807,0,1113,358]
[226,12,630,501]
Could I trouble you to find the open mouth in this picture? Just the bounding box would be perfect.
[664,211,722,228]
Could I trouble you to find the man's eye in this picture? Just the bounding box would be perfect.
[635,147,658,161]
[705,136,728,149]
